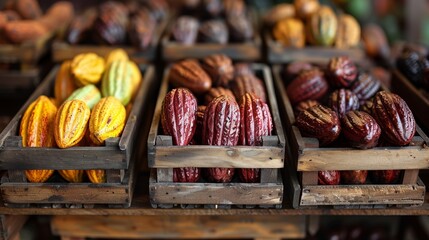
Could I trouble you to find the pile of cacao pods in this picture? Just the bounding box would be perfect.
[161,54,273,183]
[170,0,254,45]
[264,0,360,49]
[19,49,142,184]
[396,45,429,94]
[283,56,416,185]
[0,0,73,44]
[66,0,168,49]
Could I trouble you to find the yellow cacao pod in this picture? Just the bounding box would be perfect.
[71,53,105,87]
[294,0,320,20]
[129,61,142,98]
[306,6,338,46]
[89,96,126,145]
[54,100,91,149]
[86,170,106,183]
[335,14,361,49]
[54,60,76,104]
[20,95,57,183]
[59,170,84,183]
[105,48,129,67]
[273,18,305,48]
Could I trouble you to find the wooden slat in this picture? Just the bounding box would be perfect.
[300,179,425,206]
[0,215,28,240]
[403,169,420,184]
[51,215,306,239]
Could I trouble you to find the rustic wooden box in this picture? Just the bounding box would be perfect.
[265,32,366,64]
[272,65,427,209]
[0,64,155,208]
[148,64,285,208]
[392,69,429,131]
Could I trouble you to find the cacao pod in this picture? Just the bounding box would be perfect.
[263,3,296,28]
[294,0,320,20]
[226,15,253,42]
[59,170,84,183]
[224,0,246,17]
[306,6,337,46]
[194,105,206,144]
[341,170,368,184]
[89,96,126,145]
[319,170,340,185]
[20,95,57,183]
[54,100,91,149]
[204,87,235,105]
[328,89,360,118]
[350,72,380,104]
[128,11,155,50]
[362,24,390,59]
[230,74,266,102]
[239,168,260,183]
[66,8,97,44]
[173,167,201,182]
[283,61,313,83]
[101,60,134,106]
[128,60,142,98]
[201,54,234,87]
[105,49,129,67]
[370,170,401,184]
[234,63,253,77]
[294,100,319,115]
[335,14,361,49]
[341,110,381,149]
[86,170,106,183]
[71,53,105,87]
[54,60,76,104]
[359,99,374,115]
[204,168,235,183]
[92,1,128,45]
[273,18,305,48]
[327,56,358,88]
[169,59,212,94]
[14,0,42,20]
[286,69,328,105]
[171,16,199,45]
[66,84,101,110]
[161,88,197,146]
[198,20,228,44]
[372,91,416,146]
[295,105,341,146]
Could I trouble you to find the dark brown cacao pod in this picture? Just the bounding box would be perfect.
[359,99,374,115]
[239,168,260,183]
[67,8,97,44]
[204,87,235,105]
[283,61,313,83]
[341,170,368,184]
[230,74,266,102]
[128,10,155,50]
[194,105,206,144]
[142,0,168,22]
[227,15,253,42]
[173,167,201,182]
[202,0,223,17]
[161,88,197,146]
[171,16,199,45]
[286,69,329,105]
[169,59,212,94]
[327,56,358,88]
[202,54,234,87]
[198,20,228,44]
[328,89,360,118]
[295,105,341,146]
[350,72,380,104]
[294,100,319,115]
[369,170,401,184]
[233,63,253,77]
[93,1,128,45]
[372,91,416,146]
[341,111,381,149]
[318,170,340,185]
[204,167,235,183]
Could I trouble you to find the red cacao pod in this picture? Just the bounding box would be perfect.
[169,59,212,94]
[230,74,266,102]
[350,72,380,104]
[318,170,340,185]
[286,69,328,105]
[328,89,360,118]
[204,168,235,183]
[239,168,260,183]
[341,111,381,149]
[294,100,319,115]
[372,91,416,146]
[359,99,374,115]
[341,170,368,184]
[369,170,401,184]
[327,56,358,88]
[161,88,197,146]
[173,167,201,182]
[295,105,341,146]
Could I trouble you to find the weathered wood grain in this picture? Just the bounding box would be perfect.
[0,215,28,240]
[51,215,306,239]
[300,179,425,206]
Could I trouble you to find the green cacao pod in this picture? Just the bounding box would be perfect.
[101,60,134,106]
[66,84,101,109]
[306,6,338,46]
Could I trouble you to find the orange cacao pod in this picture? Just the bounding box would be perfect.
[335,14,361,49]
[86,170,106,183]
[273,18,305,48]
[59,170,84,183]
[54,60,76,104]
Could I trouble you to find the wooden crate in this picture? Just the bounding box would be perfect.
[272,64,427,209]
[265,32,366,64]
[392,69,429,131]
[148,64,285,208]
[0,64,155,208]
[0,215,28,240]
[52,17,168,63]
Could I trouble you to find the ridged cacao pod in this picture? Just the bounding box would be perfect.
[295,105,341,146]
[263,3,295,28]
[101,60,134,106]
[370,170,401,184]
[93,1,128,45]
[204,87,235,105]
[239,168,260,183]
[204,168,235,183]
[66,84,101,110]
[89,97,126,145]
[372,91,416,146]
[223,0,245,17]
[54,60,76,104]
[306,6,337,46]
[362,24,390,59]
[169,59,212,94]
[273,18,305,48]
[294,100,319,115]
[173,167,201,182]
[328,89,360,118]
[66,8,97,44]
[396,49,426,86]
[171,16,199,45]
[161,88,197,146]
[198,20,228,44]
[54,100,90,149]
[105,49,129,67]
[230,74,266,102]
[318,170,340,185]
[59,170,84,183]
[233,63,253,77]
[128,11,155,50]
[71,53,105,87]
[350,72,380,104]
[359,99,374,115]
[20,95,57,183]
[294,0,320,20]
[283,61,313,83]
[286,69,328,105]
[341,170,367,184]
[86,170,106,183]
[335,14,361,49]
[341,111,381,149]
[202,0,223,17]
[194,105,206,144]
[226,15,253,42]
[202,54,234,87]
[142,0,168,21]
[327,56,358,88]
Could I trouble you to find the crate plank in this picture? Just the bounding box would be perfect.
[0,215,28,240]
